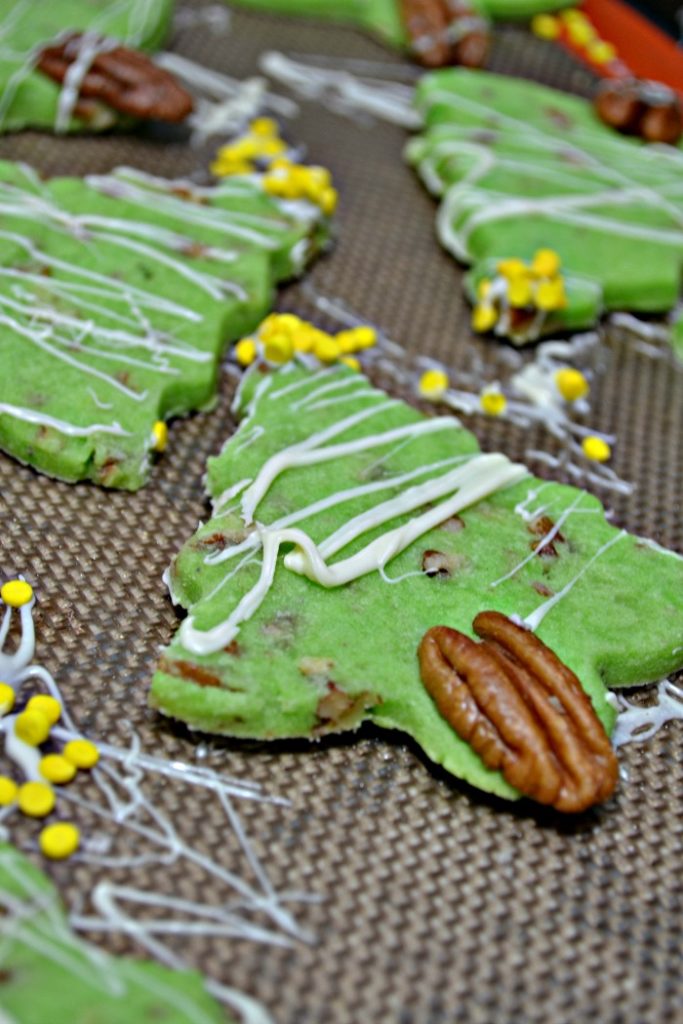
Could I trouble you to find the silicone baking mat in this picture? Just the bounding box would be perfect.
[1,5,682,1023]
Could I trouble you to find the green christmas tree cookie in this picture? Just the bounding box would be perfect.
[0,156,331,489]
[0,841,230,1024]
[0,0,177,134]
[407,69,683,343]
[150,361,683,806]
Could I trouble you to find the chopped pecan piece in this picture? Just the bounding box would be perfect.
[594,78,682,146]
[418,612,618,812]
[37,34,193,123]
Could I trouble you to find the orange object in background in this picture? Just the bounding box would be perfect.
[581,0,683,97]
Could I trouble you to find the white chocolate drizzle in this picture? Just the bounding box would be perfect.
[0,583,313,1024]
[612,679,683,749]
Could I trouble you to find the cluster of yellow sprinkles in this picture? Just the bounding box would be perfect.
[235,313,377,370]
[210,118,338,216]
[0,578,100,859]
[472,249,568,335]
[531,8,617,66]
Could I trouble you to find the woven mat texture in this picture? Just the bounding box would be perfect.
[1,5,682,1024]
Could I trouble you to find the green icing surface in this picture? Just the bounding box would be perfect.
[672,313,683,363]
[0,0,174,134]
[151,365,683,802]
[0,842,230,1024]
[0,161,329,489]
[407,69,683,336]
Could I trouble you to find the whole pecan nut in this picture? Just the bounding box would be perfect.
[594,78,682,146]
[400,0,489,69]
[418,611,618,812]
[37,34,194,123]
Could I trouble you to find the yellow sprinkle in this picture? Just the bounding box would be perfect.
[253,136,287,158]
[497,258,529,282]
[0,776,18,806]
[418,369,449,400]
[532,248,561,279]
[15,709,51,747]
[587,40,617,64]
[472,303,498,333]
[151,421,168,453]
[39,822,80,860]
[351,326,377,350]
[262,174,289,198]
[480,389,507,416]
[555,368,589,403]
[561,8,589,25]
[258,314,282,342]
[18,781,55,818]
[308,165,332,190]
[26,695,61,725]
[582,436,611,462]
[340,356,361,372]
[270,157,293,172]
[249,117,278,136]
[40,754,77,785]
[477,278,492,301]
[531,13,560,39]
[0,683,15,716]
[313,334,341,364]
[507,278,533,308]
[275,313,303,338]
[210,156,254,178]
[320,186,338,216]
[335,330,358,355]
[63,739,100,770]
[292,325,316,354]
[263,333,294,364]
[535,278,567,312]
[235,337,258,366]
[1,580,33,608]
[567,20,595,46]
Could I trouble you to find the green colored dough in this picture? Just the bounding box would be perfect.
[150,364,683,803]
[0,161,329,489]
[407,69,683,338]
[0,842,230,1024]
[0,0,174,134]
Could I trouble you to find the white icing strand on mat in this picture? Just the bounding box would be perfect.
[260,51,421,128]
[0,584,309,1024]
[612,679,683,749]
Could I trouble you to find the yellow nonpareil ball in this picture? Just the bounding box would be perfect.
[507,278,533,308]
[535,279,567,312]
[18,781,55,818]
[26,694,61,726]
[249,117,278,137]
[532,248,561,279]
[0,683,15,716]
[418,369,449,400]
[351,326,377,350]
[477,278,492,301]
[320,187,338,216]
[151,421,168,453]
[340,356,361,372]
[1,579,33,608]
[587,40,617,65]
[263,334,294,365]
[582,436,612,462]
[40,754,77,785]
[234,337,258,367]
[472,303,498,333]
[497,258,528,281]
[567,20,595,46]
[15,709,51,747]
[63,739,100,770]
[480,389,507,416]
[531,13,560,39]
[313,334,341,364]
[40,822,80,860]
[0,776,18,806]
[555,368,589,403]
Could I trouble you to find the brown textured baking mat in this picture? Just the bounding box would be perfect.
[1,6,683,1024]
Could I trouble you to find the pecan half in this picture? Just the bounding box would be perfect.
[400,0,489,69]
[37,34,193,123]
[418,612,618,812]
[594,78,682,146]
